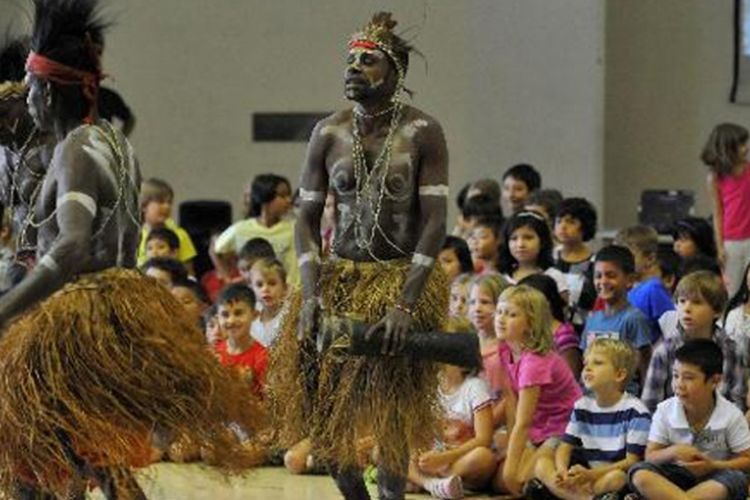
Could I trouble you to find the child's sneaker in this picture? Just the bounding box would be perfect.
[423,475,464,499]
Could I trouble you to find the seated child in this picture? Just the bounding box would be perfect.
[532,339,651,500]
[642,271,744,413]
[449,273,474,323]
[142,256,188,289]
[249,258,288,348]
[524,188,563,229]
[214,284,267,396]
[137,177,197,273]
[438,236,474,283]
[615,225,675,342]
[672,216,718,262]
[203,304,224,346]
[171,278,209,328]
[581,245,652,395]
[502,163,541,215]
[629,339,750,500]
[238,237,276,286]
[145,226,179,260]
[493,285,582,496]
[407,352,496,499]
[468,215,504,274]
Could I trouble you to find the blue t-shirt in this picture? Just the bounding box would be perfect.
[628,277,675,343]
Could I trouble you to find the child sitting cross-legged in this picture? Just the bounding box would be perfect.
[531,338,651,500]
[628,339,750,500]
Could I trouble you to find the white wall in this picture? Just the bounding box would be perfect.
[3,1,605,223]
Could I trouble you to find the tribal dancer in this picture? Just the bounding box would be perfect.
[0,34,55,263]
[270,12,449,500]
[0,1,262,498]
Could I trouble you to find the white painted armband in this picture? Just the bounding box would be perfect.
[57,191,97,217]
[418,184,449,197]
[38,254,60,273]
[412,253,435,268]
[299,251,321,267]
[299,188,326,203]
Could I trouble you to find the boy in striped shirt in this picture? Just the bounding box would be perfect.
[530,338,651,499]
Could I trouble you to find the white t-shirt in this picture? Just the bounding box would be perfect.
[649,393,750,460]
[439,376,493,426]
[250,314,282,348]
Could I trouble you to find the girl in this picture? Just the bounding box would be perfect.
[702,123,750,295]
[493,285,582,496]
[439,236,474,283]
[499,211,569,298]
[449,273,474,324]
[672,216,718,261]
[249,258,288,348]
[407,335,496,499]
[467,274,510,424]
[214,174,299,285]
[519,273,582,379]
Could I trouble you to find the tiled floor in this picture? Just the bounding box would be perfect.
[88,464,508,499]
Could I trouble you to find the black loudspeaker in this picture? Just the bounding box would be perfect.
[179,200,233,279]
[638,190,694,235]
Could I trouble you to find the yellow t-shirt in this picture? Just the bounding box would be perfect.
[137,218,197,267]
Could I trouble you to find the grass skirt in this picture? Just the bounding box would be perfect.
[0,268,264,496]
[269,258,448,475]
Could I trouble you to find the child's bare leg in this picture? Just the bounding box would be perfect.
[630,469,689,500]
[592,469,627,496]
[448,446,496,490]
[491,446,536,493]
[284,438,312,475]
[533,452,589,500]
[685,480,731,500]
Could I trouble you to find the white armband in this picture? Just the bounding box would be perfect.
[412,253,435,268]
[300,188,326,203]
[418,184,449,197]
[299,251,320,267]
[38,254,60,273]
[57,191,97,217]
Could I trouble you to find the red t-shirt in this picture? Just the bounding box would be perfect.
[214,340,268,395]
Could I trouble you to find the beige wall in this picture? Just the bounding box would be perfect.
[3,1,605,223]
[605,0,750,229]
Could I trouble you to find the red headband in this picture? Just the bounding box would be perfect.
[25,51,103,124]
[348,39,379,51]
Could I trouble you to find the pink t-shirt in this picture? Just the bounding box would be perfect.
[498,343,582,444]
[717,164,750,240]
[481,346,505,399]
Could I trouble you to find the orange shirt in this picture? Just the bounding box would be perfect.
[214,340,268,396]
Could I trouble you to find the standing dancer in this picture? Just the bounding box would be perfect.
[0,1,262,498]
[271,12,449,500]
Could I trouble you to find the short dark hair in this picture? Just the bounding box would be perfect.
[672,217,717,259]
[556,197,598,242]
[141,257,188,283]
[248,174,290,217]
[472,214,505,239]
[462,194,503,221]
[146,227,179,250]
[503,163,541,191]
[499,211,554,274]
[171,278,209,305]
[238,237,276,261]
[594,245,635,275]
[525,189,563,220]
[657,247,680,282]
[216,283,256,309]
[675,339,723,379]
[441,236,474,274]
[519,273,566,323]
[456,183,471,211]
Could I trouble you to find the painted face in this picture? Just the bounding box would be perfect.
[502,176,530,213]
[171,285,205,325]
[509,225,541,266]
[146,238,174,259]
[145,267,173,289]
[204,314,225,345]
[555,215,584,245]
[143,197,172,227]
[251,269,287,313]
[438,248,462,283]
[671,360,718,409]
[25,74,52,131]
[218,300,255,343]
[677,294,717,335]
[449,282,469,318]
[468,226,498,262]
[494,298,530,343]
[344,47,392,101]
[673,233,698,259]
[593,260,630,305]
[468,284,496,335]
[582,348,623,391]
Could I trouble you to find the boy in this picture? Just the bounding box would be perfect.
[502,163,541,214]
[532,339,651,500]
[615,225,675,342]
[249,258,288,347]
[629,340,750,500]
[137,178,197,273]
[237,237,276,286]
[581,245,653,394]
[467,215,504,273]
[142,257,188,289]
[145,227,180,261]
[214,284,267,396]
[171,278,209,328]
[641,271,744,413]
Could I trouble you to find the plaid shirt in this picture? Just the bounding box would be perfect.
[641,325,746,413]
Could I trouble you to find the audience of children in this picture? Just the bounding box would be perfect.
[171,278,210,328]
[237,237,277,286]
[145,226,180,261]
[248,258,288,348]
[672,216,718,262]
[524,188,563,229]
[467,215,504,274]
[501,163,541,215]
[449,273,474,322]
[439,236,475,283]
